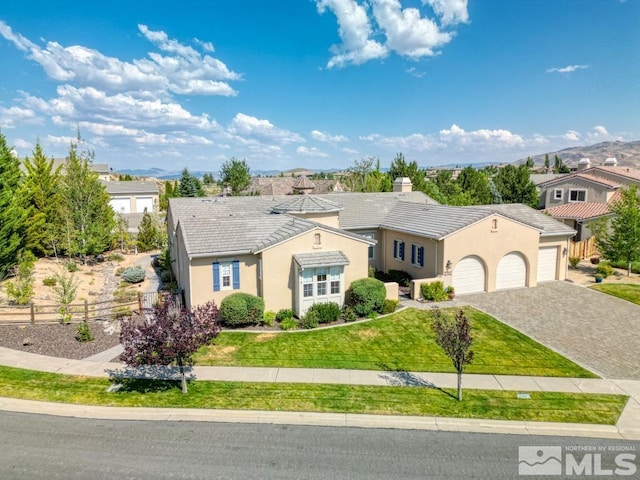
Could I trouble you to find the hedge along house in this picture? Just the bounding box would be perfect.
[378,202,576,296]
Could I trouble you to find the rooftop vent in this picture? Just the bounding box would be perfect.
[577,158,591,171]
[604,157,618,166]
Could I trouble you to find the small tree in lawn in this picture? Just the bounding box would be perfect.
[119,299,220,393]
[431,308,474,401]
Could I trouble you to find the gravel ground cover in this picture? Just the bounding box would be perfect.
[0,321,120,359]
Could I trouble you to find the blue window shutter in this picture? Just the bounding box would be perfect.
[411,245,415,264]
[400,242,405,261]
[393,240,398,258]
[232,260,240,289]
[213,262,220,291]
[419,247,424,267]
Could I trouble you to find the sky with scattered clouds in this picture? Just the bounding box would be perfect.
[0,0,638,172]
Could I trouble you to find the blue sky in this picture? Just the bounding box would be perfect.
[0,0,638,172]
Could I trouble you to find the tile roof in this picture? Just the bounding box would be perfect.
[292,175,316,190]
[529,173,567,186]
[591,166,640,182]
[380,202,576,239]
[293,251,350,269]
[103,180,159,195]
[244,177,346,196]
[271,195,343,214]
[543,202,612,221]
[538,172,620,189]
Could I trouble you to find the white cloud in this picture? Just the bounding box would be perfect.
[341,147,360,155]
[372,0,453,58]
[423,0,469,26]
[315,0,388,68]
[0,106,39,127]
[563,130,580,141]
[13,138,32,149]
[593,125,609,136]
[316,0,467,66]
[228,113,304,144]
[310,129,349,143]
[406,66,425,77]
[296,146,330,157]
[44,134,82,147]
[546,64,589,74]
[438,124,524,149]
[0,20,240,97]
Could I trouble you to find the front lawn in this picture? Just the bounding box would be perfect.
[193,308,596,378]
[590,283,640,306]
[0,366,625,424]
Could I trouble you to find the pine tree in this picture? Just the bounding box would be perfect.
[22,140,63,257]
[178,168,204,197]
[136,209,162,252]
[60,136,115,262]
[0,131,29,279]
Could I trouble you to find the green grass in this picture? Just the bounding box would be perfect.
[590,283,640,306]
[0,366,626,424]
[193,308,596,378]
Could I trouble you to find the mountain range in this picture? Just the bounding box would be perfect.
[516,140,640,168]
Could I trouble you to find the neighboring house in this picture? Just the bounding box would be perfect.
[538,162,640,255]
[243,175,346,196]
[51,159,111,181]
[168,178,575,314]
[105,181,160,215]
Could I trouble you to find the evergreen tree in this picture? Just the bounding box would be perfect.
[60,136,115,262]
[178,168,204,197]
[136,209,162,252]
[0,131,29,279]
[387,152,426,191]
[22,141,63,257]
[544,154,550,171]
[456,166,492,205]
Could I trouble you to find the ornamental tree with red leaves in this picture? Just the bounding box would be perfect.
[119,299,220,393]
[431,308,474,401]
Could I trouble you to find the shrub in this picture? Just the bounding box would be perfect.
[160,270,173,283]
[306,302,341,323]
[609,259,640,274]
[382,299,399,314]
[420,281,448,302]
[299,310,320,329]
[220,293,264,327]
[113,306,132,319]
[66,261,78,273]
[107,253,124,262]
[262,310,276,327]
[280,317,298,330]
[342,306,358,322]
[595,263,614,279]
[590,256,600,265]
[115,266,125,276]
[387,269,412,287]
[121,267,146,283]
[276,308,294,322]
[368,265,376,278]
[348,277,386,316]
[569,256,580,269]
[42,277,57,287]
[113,288,137,303]
[75,322,94,342]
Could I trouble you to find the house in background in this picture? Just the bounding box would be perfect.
[168,178,575,314]
[105,181,160,234]
[242,174,346,196]
[538,159,640,257]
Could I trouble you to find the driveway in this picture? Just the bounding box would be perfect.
[462,282,640,380]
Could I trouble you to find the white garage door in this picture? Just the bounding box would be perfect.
[496,252,527,290]
[109,197,131,214]
[136,196,154,213]
[537,247,558,282]
[452,256,486,294]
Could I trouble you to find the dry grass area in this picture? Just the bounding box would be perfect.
[567,259,640,286]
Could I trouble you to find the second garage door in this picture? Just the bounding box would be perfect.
[452,256,486,294]
[537,246,558,282]
[136,196,154,213]
[496,252,527,290]
[109,197,131,214]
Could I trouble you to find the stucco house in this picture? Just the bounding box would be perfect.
[105,181,160,215]
[538,161,640,256]
[168,179,575,314]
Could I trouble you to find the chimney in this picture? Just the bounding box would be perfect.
[577,158,591,171]
[604,157,618,167]
[393,177,412,193]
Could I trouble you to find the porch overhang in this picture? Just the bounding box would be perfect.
[293,251,350,270]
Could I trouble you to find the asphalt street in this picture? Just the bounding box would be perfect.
[0,412,637,480]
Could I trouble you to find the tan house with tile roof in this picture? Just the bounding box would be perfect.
[243,175,346,196]
[168,184,575,313]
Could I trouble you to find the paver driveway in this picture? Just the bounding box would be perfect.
[462,281,640,380]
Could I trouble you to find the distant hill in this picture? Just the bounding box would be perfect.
[116,167,345,180]
[516,140,640,168]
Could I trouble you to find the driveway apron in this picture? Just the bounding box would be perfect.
[461,282,640,380]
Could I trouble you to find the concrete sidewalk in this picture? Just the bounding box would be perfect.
[0,346,638,440]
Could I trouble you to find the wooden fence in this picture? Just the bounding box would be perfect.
[569,237,598,260]
[0,291,183,325]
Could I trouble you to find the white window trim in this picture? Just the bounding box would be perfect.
[411,244,424,267]
[393,239,405,261]
[568,189,587,203]
[553,188,563,201]
[362,232,375,259]
[219,262,233,291]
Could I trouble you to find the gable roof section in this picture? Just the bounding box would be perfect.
[272,195,343,214]
[103,180,159,195]
[538,172,620,189]
[380,202,575,239]
[591,166,640,182]
[293,251,350,269]
[543,202,613,221]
